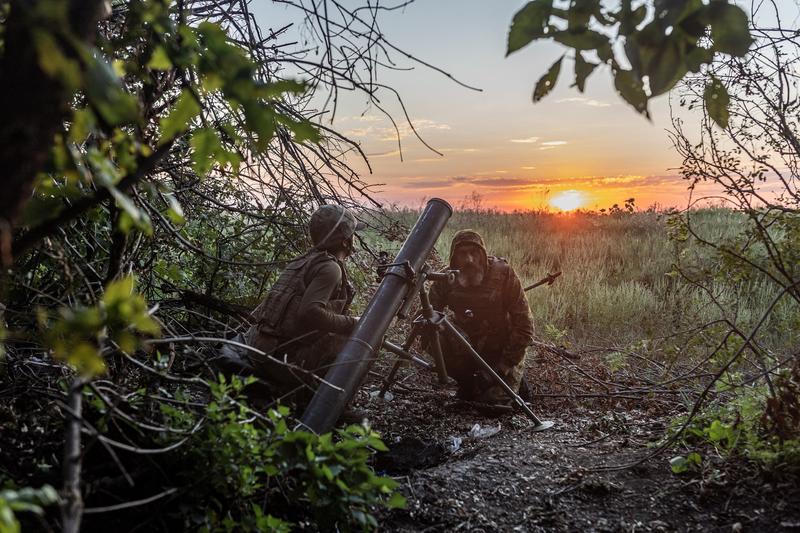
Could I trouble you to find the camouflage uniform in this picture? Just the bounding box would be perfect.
[430,230,534,403]
[244,249,355,400]
[221,205,364,404]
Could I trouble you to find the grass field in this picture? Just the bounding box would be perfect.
[385,207,796,358]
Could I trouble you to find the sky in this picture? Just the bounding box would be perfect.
[256,0,799,212]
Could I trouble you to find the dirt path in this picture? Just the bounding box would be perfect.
[357,372,800,532]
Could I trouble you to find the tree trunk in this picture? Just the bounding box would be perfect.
[0,0,105,233]
[62,377,85,533]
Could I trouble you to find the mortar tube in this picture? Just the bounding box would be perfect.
[300,198,452,434]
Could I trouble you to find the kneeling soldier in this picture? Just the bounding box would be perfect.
[242,205,364,404]
[430,229,534,405]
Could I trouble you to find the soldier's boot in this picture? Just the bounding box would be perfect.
[518,376,533,402]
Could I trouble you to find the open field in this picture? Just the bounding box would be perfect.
[386,207,797,358]
[350,207,800,530]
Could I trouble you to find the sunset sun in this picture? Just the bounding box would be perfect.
[549,190,587,211]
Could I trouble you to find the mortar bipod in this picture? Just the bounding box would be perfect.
[379,265,451,396]
[378,265,554,431]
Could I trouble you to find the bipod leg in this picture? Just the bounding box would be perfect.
[418,282,448,384]
[426,328,448,385]
[441,319,554,431]
[379,323,422,398]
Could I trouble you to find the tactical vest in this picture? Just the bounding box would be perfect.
[250,250,352,341]
[439,256,512,350]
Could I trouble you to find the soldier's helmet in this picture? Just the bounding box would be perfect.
[309,205,365,249]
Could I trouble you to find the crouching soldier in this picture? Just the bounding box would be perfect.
[221,204,364,406]
[430,229,534,406]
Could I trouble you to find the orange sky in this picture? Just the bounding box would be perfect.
[263,0,797,212]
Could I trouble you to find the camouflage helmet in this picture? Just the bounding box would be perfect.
[309,205,365,249]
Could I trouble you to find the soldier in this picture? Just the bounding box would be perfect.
[235,204,364,404]
[430,229,534,405]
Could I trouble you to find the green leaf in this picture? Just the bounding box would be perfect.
[32,30,82,90]
[705,419,733,445]
[159,89,201,145]
[190,127,222,176]
[619,0,647,36]
[61,341,106,376]
[164,193,185,225]
[147,45,173,70]
[280,117,321,143]
[507,0,553,55]
[567,0,593,30]
[108,185,152,235]
[670,455,688,474]
[243,103,276,151]
[533,55,563,102]
[22,194,66,227]
[69,108,96,144]
[704,75,730,129]
[573,53,598,92]
[103,276,135,306]
[684,45,715,72]
[552,29,609,51]
[84,52,139,126]
[644,38,688,96]
[613,69,649,117]
[386,492,407,509]
[708,2,753,57]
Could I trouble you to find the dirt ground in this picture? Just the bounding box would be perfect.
[353,364,800,532]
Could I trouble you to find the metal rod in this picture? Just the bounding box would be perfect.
[441,319,551,429]
[419,284,448,384]
[523,271,562,292]
[381,339,432,370]
[379,322,422,398]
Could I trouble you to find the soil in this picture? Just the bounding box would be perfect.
[353,364,800,532]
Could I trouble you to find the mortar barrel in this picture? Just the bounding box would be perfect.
[300,198,452,434]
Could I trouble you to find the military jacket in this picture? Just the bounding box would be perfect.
[430,256,534,364]
[250,250,352,342]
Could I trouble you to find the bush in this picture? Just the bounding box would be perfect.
[671,364,800,475]
[167,376,404,532]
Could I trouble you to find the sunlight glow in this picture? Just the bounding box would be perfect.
[549,190,587,211]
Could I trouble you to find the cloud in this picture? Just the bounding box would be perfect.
[398,178,455,189]
[390,174,682,193]
[346,128,373,137]
[367,149,401,158]
[468,178,538,188]
[539,140,568,151]
[521,166,537,170]
[556,97,612,108]
[345,118,451,143]
[337,114,383,123]
[510,136,540,144]
[377,119,451,142]
[513,174,683,189]
[396,175,537,190]
[441,147,480,153]
[412,157,446,163]
[474,170,509,175]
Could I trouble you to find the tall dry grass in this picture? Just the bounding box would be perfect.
[384,207,795,356]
